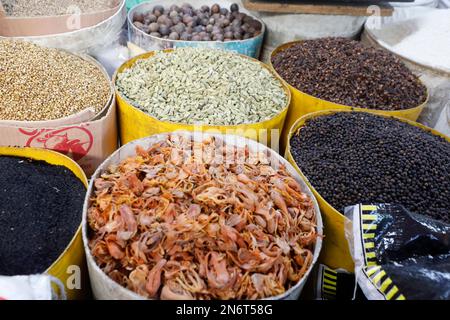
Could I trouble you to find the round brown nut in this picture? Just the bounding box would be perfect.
[224,31,233,39]
[187,20,198,28]
[216,19,225,28]
[173,23,185,34]
[147,14,157,23]
[243,15,253,24]
[170,5,180,12]
[149,22,159,32]
[206,24,214,33]
[183,14,193,23]
[230,3,239,12]
[211,4,220,14]
[232,26,243,35]
[169,10,178,19]
[157,14,168,24]
[143,16,152,25]
[133,21,144,30]
[213,33,224,41]
[249,20,262,31]
[172,15,182,25]
[201,5,210,13]
[153,5,164,17]
[181,4,193,15]
[143,26,151,34]
[231,19,241,27]
[201,18,209,26]
[134,13,144,23]
[159,25,171,36]
[165,20,174,28]
[237,13,246,20]
[233,32,242,40]
[169,32,179,40]
[193,25,203,33]
[180,32,191,40]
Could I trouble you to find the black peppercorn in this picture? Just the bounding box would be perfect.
[290,112,450,224]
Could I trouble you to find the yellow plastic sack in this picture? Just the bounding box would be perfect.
[114,50,291,146]
[0,147,89,300]
[270,41,429,150]
[284,110,449,272]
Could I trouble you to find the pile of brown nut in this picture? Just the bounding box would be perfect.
[132,3,262,41]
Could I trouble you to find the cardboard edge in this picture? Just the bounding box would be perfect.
[0,47,117,176]
[0,97,117,177]
[0,108,97,128]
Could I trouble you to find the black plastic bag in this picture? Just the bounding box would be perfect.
[345,204,450,300]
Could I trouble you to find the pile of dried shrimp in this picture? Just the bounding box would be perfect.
[88,135,318,299]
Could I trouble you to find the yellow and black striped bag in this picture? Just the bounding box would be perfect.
[345,204,450,300]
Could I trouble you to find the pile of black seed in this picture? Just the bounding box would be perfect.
[290,112,450,223]
[271,38,427,110]
[0,156,85,275]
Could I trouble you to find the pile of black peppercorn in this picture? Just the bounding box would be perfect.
[0,156,86,275]
[290,112,450,224]
[132,3,262,41]
[271,38,427,110]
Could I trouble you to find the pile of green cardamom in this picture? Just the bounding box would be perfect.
[115,48,288,125]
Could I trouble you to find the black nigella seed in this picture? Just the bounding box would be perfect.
[0,156,85,275]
